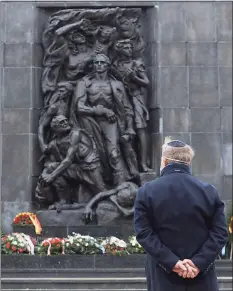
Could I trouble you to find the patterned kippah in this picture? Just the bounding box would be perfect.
[167,140,186,147]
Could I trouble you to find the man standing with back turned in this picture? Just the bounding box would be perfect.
[134,140,228,291]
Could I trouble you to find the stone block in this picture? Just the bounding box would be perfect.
[158,43,186,66]
[158,67,188,108]
[215,2,232,41]
[218,42,232,67]
[190,108,221,133]
[1,201,31,233]
[145,7,158,42]
[187,42,217,66]
[147,67,158,108]
[223,176,232,201]
[3,68,31,109]
[189,67,218,107]
[144,42,157,67]
[4,43,32,67]
[33,7,49,43]
[37,210,86,227]
[162,108,190,133]
[2,109,30,134]
[95,254,145,269]
[5,2,34,43]
[30,108,40,134]
[1,134,31,202]
[221,107,232,132]
[185,2,216,41]
[30,134,42,177]
[191,133,222,176]
[32,43,43,67]
[0,2,5,44]
[32,67,43,108]
[193,175,223,195]
[148,108,161,134]
[219,67,232,107]
[150,133,163,173]
[222,132,232,176]
[158,2,186,42]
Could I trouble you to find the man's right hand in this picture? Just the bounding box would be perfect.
[173,259,200,279]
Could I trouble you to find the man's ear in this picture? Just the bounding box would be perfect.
[164,158,169,166]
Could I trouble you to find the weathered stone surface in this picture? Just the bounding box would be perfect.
[5,2,34,43]
[145,7,158,41]
[139,171,157,185]
[37,209,86,227]
[32,43,43,67]
[96,201,121,225]
[147,66,158,108]
[4,43,32,67]
[218,42,232,67]
[30,134,42,176]
[191,133,222,176]
[158,2,186,42]
[219,67,232,106]
[148,108,161,134]
[190,108,221,133]
[189,67,218,107]
[187,42,217,66]
[144,43,157,67]
[2,109,30,134]
[185,2,216,41]
[158,67,188,108]
[222,132,232,176]
[3,68,31,108]
[162,108,190,133]
[223,176,232,200]
[32,68,43,108]
[158,43,186,66]
[215,2,232,41]
[151,133,163,173]
[1,134,31,202]
[221,107,232,132]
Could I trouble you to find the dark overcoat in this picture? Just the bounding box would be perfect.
[134,163,228,291]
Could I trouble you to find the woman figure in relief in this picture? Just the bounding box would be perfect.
[113,39,152,173]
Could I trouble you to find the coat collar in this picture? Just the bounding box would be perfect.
[160,163,191,177]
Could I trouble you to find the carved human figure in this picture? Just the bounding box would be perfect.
[113,39,151,172]
[73,54,137,185]
[84,182,138,223]
[38,82,74,155]
[93,25,117,55]
[115,9,145,57]
[55,19,94,81]
[36,115,106,211]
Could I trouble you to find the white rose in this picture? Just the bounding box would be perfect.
[12,241,18,245]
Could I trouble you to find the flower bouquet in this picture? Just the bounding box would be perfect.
[38,237,65,255]
[12,212,42,235]
[126,236,145,254]
[101,236,128,256]
[65,232,104,255]
[1,233,36,255]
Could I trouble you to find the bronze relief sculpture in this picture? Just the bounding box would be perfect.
[37,7,154,223]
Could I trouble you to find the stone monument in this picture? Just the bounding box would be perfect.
[36,7,156,227]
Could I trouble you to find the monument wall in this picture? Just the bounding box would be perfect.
[0,1,232,233]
